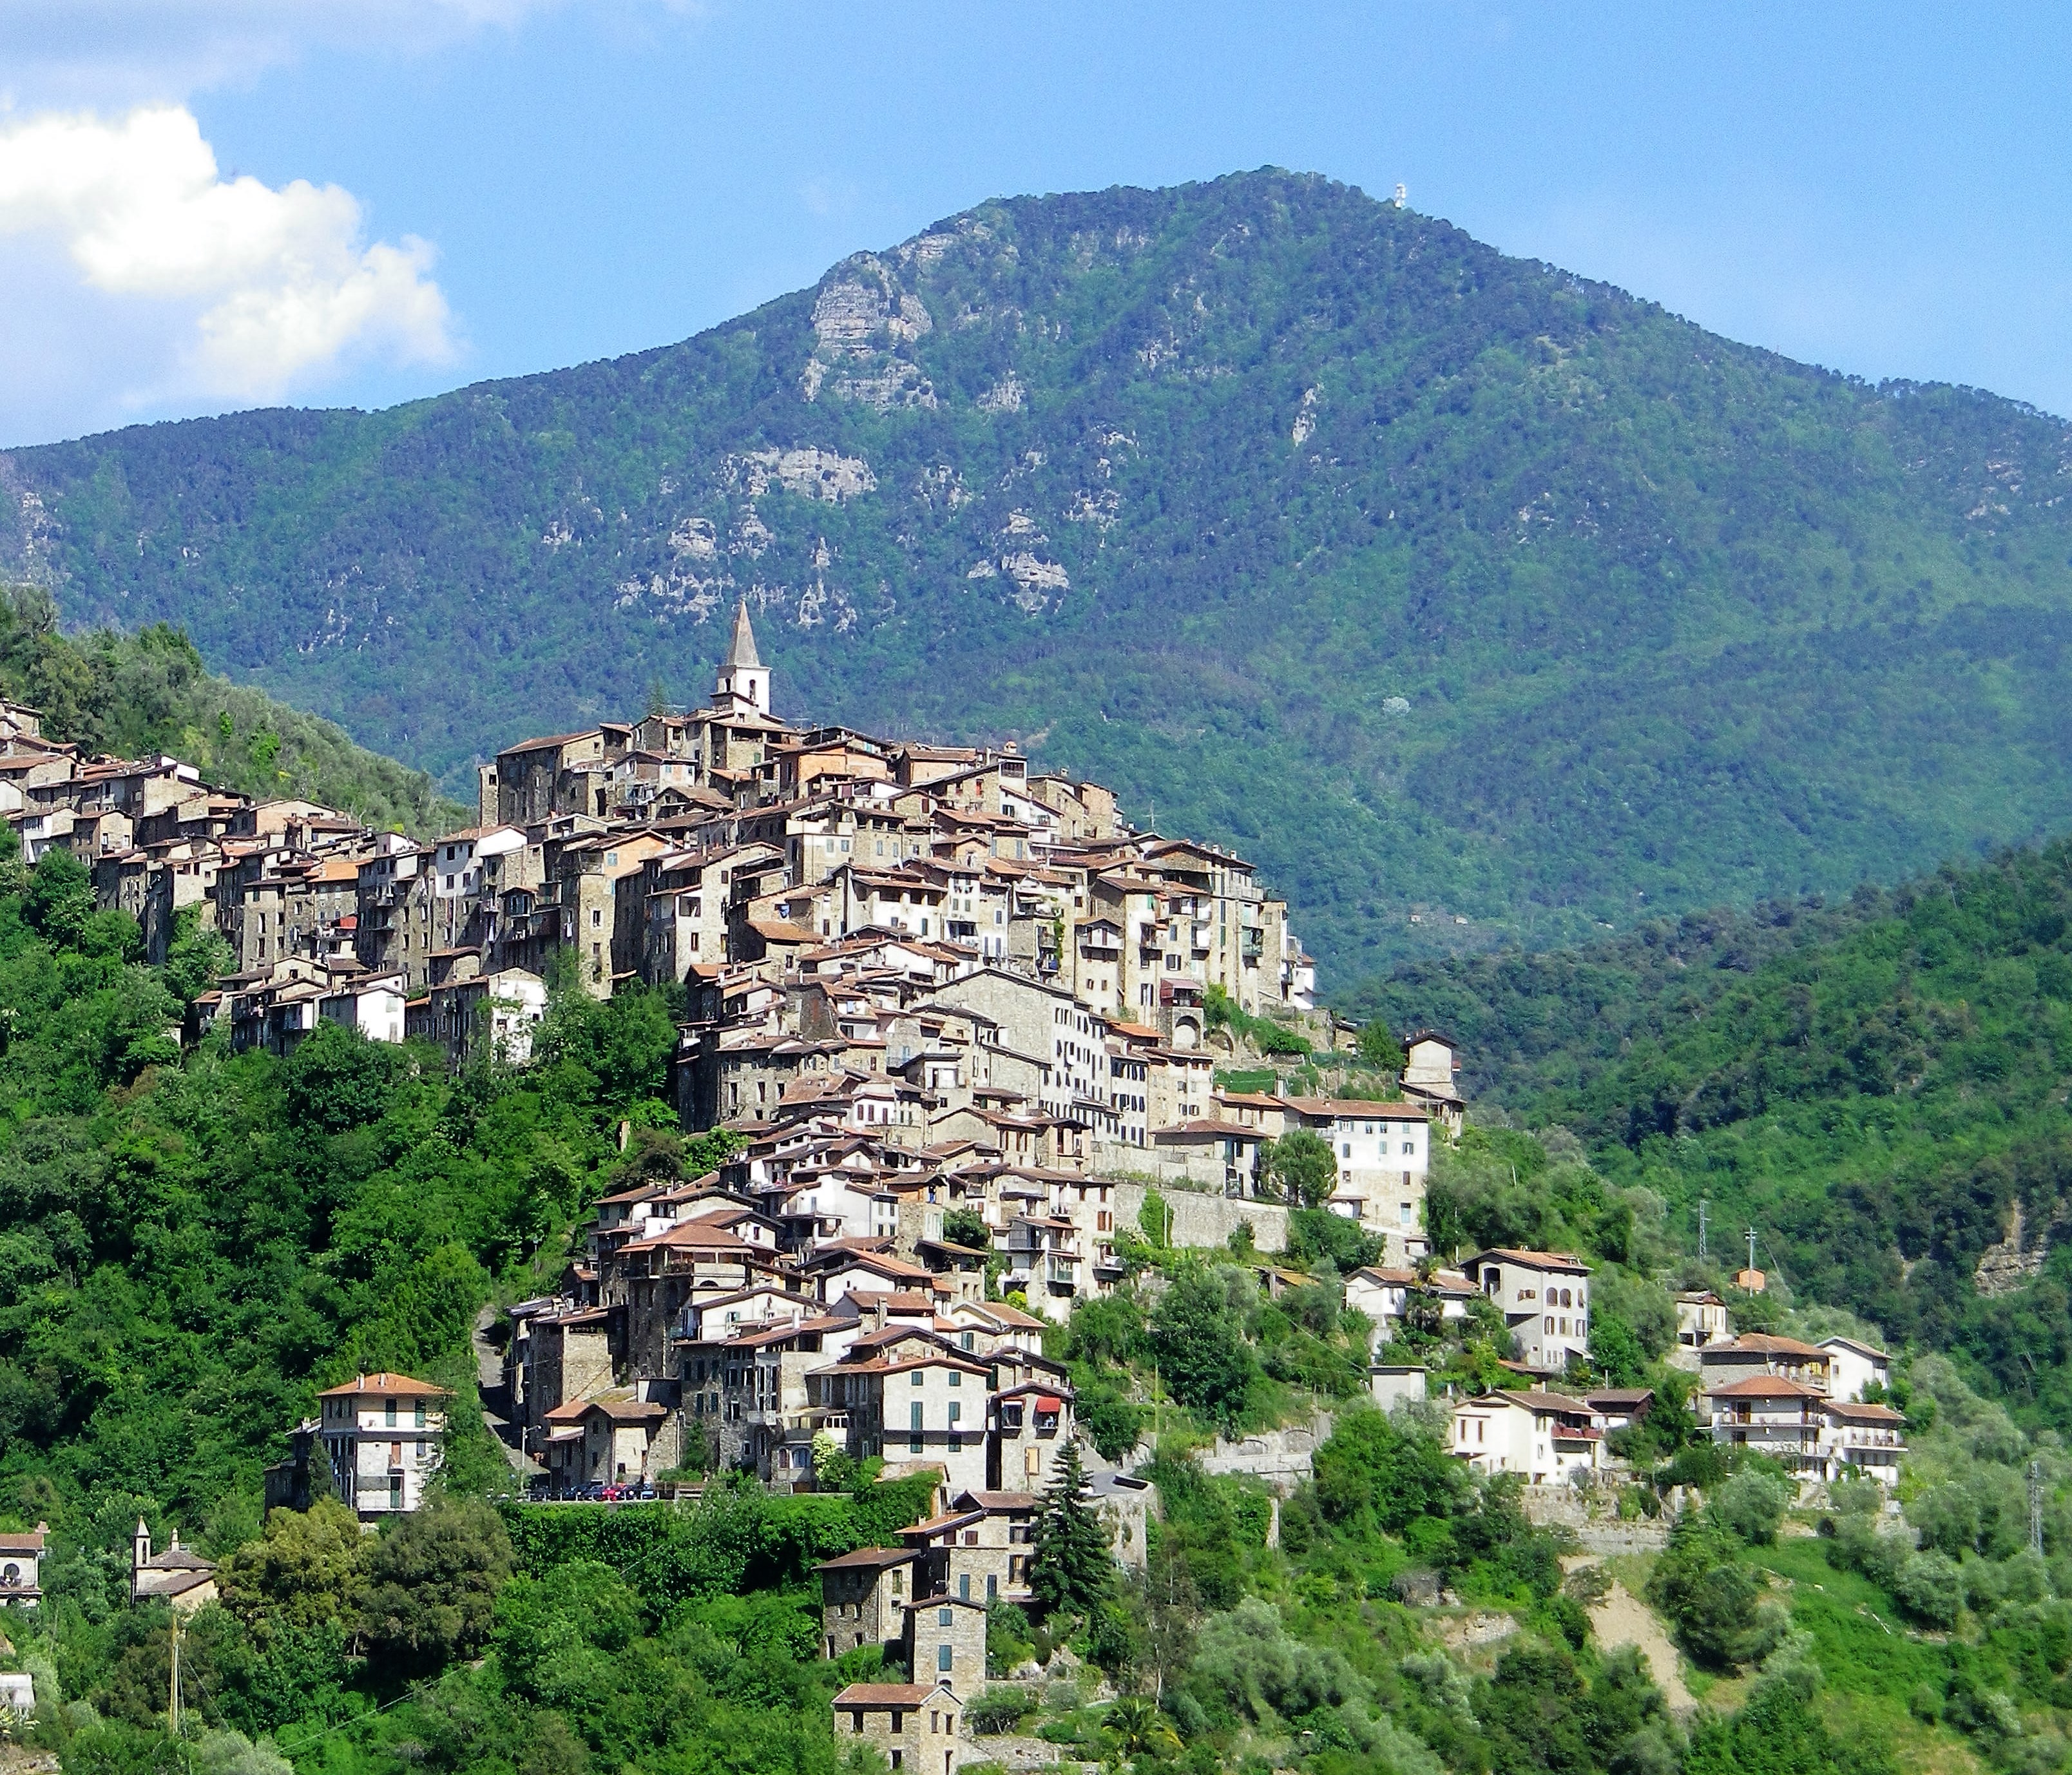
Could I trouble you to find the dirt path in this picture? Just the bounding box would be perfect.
[1589,1581,1694,1713]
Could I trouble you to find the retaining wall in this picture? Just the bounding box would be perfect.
[1111,1182,1289,1254]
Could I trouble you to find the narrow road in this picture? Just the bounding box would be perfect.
[473,1305,542,1482]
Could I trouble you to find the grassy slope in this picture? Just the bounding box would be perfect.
[10,171,2072,979]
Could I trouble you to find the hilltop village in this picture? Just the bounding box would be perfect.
[0,600,1936,1772]
[0,605,1905,1507]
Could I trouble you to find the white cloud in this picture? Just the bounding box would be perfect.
[0,104,453,408]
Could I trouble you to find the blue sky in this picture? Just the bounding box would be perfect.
[3,2,2067,446]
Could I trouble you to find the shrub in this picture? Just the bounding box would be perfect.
[965,1687,1037,1735]
[1892,1550,1963,1628]
[1710,1472,1791,1546]
[1647,1516,1782,1670]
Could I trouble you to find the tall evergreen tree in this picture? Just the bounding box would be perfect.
[1030,1443,1113,1617]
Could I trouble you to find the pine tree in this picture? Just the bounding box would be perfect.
[1030,1443,1113,1618]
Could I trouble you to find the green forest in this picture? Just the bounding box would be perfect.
[15,169,2072,977]
[0,584,460,835]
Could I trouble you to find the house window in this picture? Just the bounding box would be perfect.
[937,1644,953,1673]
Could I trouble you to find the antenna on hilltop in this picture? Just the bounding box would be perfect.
[1394,183,1408,209]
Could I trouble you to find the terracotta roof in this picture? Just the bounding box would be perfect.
[316,1371,452,1399]
[814,1546,918,1572]
[832,1684,945,1707]
[543,1395,666,1425]
[1709,1333,1827,1358]
[1283,1097,1431,1120]
[1704,1374,1825,1399]
[1472,1248,1593,1275]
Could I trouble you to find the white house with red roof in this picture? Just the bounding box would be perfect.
[0,1524,46,1607]
[314,1371,453,1516]
[1449,1389,1604,1484]
[1461,1249,1593,1374]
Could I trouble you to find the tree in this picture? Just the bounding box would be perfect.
[1104,1695,1181,1758]
[1645,1516,1781,1670]
[358,1500,513,1678]
[1148,1268,1260,1431]
[1711,1472,1790,1546]
[218,1499,372,1643]
[941,1205,990,1251]
[164,903,234,1005]
[23,847,94,950]
[1029,1443,1113,1618]
[1357,1021,1405,1075]
[283,1022,410,1136]
[1263,1130,1336,1209]
[1587,1313,1649,1387]
[1135,1539,1201,1705]
[1313,1405,1463,1533]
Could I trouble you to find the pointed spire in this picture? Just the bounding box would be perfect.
[727,599,762,669]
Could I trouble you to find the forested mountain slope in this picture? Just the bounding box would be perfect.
[0,584,461,834]
[1361,841,2072,1430]
[10,169,2072,977]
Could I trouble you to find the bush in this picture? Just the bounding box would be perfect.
[1710,1472,1791,1546]
[1892,1550,1963,1628]
[1312,1406,1463,1534]
[966,1688,1037,1735]
[358,1499,515,1678]
[1647,1517,1782,1670]
[1148,1266,1261,1432]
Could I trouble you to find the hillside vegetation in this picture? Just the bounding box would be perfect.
[11,170,2072,977]
[1362,838,2072,1432]
[0,583,462,833]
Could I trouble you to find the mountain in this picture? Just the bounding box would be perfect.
[8,168,2072,984]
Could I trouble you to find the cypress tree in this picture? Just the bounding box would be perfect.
[1030,1443,1113,1617]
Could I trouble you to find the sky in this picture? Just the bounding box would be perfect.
[2,2,2069,448]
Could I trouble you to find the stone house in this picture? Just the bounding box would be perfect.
[829,1680,964,1775]
[1696,1333,1834,1394]
[817,1546,919,1659]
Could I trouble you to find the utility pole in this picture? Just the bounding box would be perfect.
[168,1607,181,1736]
[1746,1227,1758,1272]
[1698,1198,1709,1261]
[2031,1459,2046,1559]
